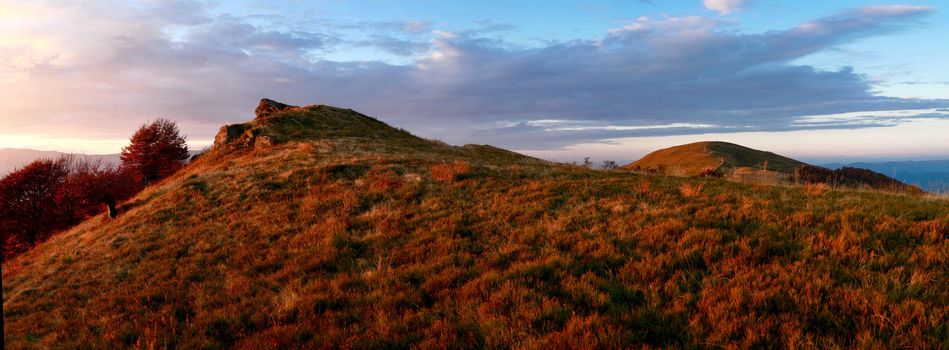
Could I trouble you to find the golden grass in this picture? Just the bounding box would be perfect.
[431,160,471,183]
[804,182,828,196]
[624,141,807,177]
[3,107,948,349]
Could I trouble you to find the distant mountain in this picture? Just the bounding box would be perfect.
[0,148,121,176]
[622,141,920,193]
[1,148,200,177]
[821,160,949,193]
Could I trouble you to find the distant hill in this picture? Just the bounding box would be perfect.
[821,160,949,193]
[0,149,121,176]
[1,148,200,177]
[622,141,920,193]
[3,99,946,348]
[622,141,807,176]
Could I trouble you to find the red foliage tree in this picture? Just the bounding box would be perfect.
[59,158,142,221]
[0,158,71,256]
[1,156,144,259]
[121,119,189,185]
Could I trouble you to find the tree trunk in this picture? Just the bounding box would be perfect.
[107,200,118,219]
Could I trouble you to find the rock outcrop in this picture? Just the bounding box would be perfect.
[213,99,299,150]
[255,98,296,119]
[214,124,249,146]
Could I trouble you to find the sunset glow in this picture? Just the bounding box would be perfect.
[1,0,947,159]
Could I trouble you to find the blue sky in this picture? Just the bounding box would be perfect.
[1,0,948,162]
[215,0,949,99]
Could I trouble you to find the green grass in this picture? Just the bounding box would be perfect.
[3,106,948,349]
[706,141,807,173]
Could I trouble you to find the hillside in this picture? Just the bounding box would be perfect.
[622,141,922,193]
[822,160,949,193]
[623,141,807,176]
[3,100,948,349]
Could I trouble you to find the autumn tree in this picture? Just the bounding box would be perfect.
[0,158,71,255]
[1,156,144,259]
[59,158,141,221]
[121,119,189,185]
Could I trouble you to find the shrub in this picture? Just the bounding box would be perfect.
[699,167,723,178]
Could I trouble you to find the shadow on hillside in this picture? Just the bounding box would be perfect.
[116,191,162,217]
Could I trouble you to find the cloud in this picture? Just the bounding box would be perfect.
[789,108,949,128]
[364,35,429,57]
[703,0,748,15]
[0,2,945,152]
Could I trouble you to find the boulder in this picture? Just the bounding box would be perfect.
[214,124,248,148]
[254,135,273,150]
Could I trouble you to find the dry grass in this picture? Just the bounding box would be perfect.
[679,182,705,198]
[3,107,948,349]
[804,182,828,195]
[431,160,471,183]
[624,141,807,177]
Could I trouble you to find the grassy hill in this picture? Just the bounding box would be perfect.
[623,141,807,176]
[622,141,921,194]
[3,101,948,349]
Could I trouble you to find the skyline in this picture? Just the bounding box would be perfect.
[2,0,948,162]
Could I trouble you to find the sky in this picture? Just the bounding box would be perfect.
[1,0,948,163]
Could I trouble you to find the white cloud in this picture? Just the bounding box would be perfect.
[520,117,949,164]
[539,123,718,132]
[703,0,748,15]
[0,1,944,153]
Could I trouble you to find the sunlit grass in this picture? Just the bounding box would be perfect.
[3,107,947,349]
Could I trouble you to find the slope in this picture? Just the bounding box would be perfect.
[622,141,807,176]
[3,100,948,349]
[622,141,922,193]
[822,159,949,193]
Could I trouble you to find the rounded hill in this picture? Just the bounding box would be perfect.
[623,141,807,176]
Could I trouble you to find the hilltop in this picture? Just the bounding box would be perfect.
[623,141,808,176]
[3,100,947,349]
[623,141,920,193]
